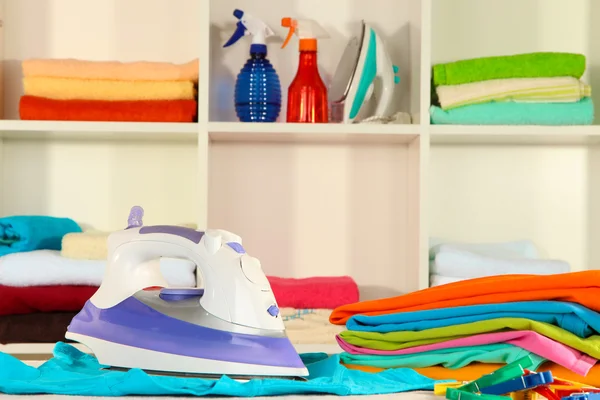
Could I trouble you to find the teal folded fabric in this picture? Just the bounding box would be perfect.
[0,342,445,396]
[340,344,547,370]
[430,97,594,125]
[433,52,586,86]
[0,216,81,256]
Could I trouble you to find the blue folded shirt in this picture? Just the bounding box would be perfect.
[347,301,600,338]
[0,216,81,256]
[0,342,443,396]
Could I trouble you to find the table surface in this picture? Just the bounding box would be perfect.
[0,361,440,399]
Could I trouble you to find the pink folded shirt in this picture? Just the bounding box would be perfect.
[336,330,597,376]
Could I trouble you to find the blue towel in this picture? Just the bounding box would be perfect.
[430,97,594,125]
[0,216,81,256]
[346,301,600,338]
[0,342,444,396]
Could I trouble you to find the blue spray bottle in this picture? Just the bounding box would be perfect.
[224,10,282,122]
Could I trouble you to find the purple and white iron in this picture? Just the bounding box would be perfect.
[66,206,308,380]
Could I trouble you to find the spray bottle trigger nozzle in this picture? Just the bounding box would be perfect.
[223,21,247,48]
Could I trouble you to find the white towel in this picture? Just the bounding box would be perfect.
[429,239,540,260]
[0,250,196,287]
[436,77,591,110]
[430,248,570,279]
[429,275,462,287]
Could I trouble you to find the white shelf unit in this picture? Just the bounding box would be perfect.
[0,0,598,356]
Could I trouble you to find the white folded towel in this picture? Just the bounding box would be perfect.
[430,239,540,260]
[0,250,196,287]
[436,77,591,110]
[431,248,570,279]
[429,275,462,287]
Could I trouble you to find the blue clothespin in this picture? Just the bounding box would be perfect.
[457,355,535,393]
[481,371,553,395]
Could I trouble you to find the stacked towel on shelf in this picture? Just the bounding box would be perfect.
[429,239,570,287]
[329,271,600,387]
[19,58,198,122]
[430,52,594,125]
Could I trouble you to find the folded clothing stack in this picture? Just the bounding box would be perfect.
[61,231,360,345]
[430,52,594,125]
[19,58,199,122]
[329,271,600,387]
[429,239,570,287]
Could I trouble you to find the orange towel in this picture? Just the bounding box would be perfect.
[22,58,199,82]
[330,271,600,325]
[343,362,600,387]
[19,95,197,123]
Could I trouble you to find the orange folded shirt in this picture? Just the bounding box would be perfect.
[330,271,600,325]
[343,362,600,388]
[19,95,197,123]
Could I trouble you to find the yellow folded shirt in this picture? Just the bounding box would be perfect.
[23,77,196,101]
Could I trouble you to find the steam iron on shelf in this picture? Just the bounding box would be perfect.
[66,206,308,380]
[330,21,400,123]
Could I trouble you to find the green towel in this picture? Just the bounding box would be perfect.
[433,52,586,86]
[340,344,546,370]
[339,317,600,358]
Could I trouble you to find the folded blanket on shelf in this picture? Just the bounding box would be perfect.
[269,276,359,309]
[337,330,596,376]
[431,248,570,278]
[430,97,594,125]
[281,308,345,345]
[0,342,442,397]
[19,96,197,122]
[340,343,546,370]
[23,77,196,101]
[0,216,81,256]
[436,77,591,110]
[329,271,600,324]
[22,58,199,82]
[0,285,97,316]
[0,312,78,344]
[338,317,600,359]
[0,250,196,287]
[61,226,197,260]
[430,239,540,259]
[346,301,600,337]
[430,275,461,287]
[432,52,586,86]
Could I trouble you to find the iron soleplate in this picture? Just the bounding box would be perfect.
[103,366,308,381]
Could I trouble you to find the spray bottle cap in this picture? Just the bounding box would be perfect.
[281,18,329,51]
[223,9,275,55]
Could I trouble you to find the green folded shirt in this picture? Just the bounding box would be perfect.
[340,343,546,370]
[339,317,600,358]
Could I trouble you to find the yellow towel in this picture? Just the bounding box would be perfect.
[23,77,196,101]
[62,224,197,260]
[280,308,344,345]
[22,58,199,82]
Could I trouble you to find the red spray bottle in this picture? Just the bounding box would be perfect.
[281,18,329,123]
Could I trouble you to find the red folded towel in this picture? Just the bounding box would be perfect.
[19,95,197,122]
[267,276,359,309]
[0,285,97,316]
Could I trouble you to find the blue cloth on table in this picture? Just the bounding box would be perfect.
[0,342,444,396]
[430,97,594,125]
[0,216,81,256]
[346,301,600,338]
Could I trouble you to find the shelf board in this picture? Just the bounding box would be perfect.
[430,125,600,145]
[0,120,198,141]
[208,122,420,144]
[0,342,341,355]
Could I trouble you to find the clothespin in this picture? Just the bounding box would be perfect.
[435,382,469,396]
[561,393,600,400]
[481,371,553,396]
[457,356,535,393]
[445,388,509,400]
